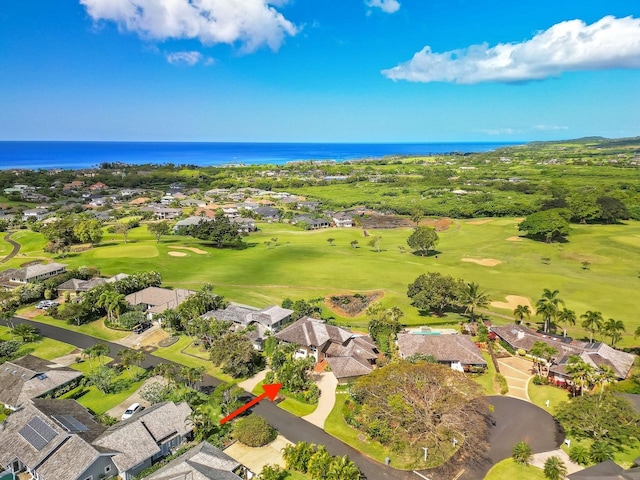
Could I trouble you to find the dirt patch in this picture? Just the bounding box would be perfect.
[158,336,180,347]
[420,217,452,232]
[140,328,170,347]
[461,257,502,267]
[360,214,414,229]
[467,219,493,225]
[491,295,535,312]
[19,308,42,319]
[325,291,383,317]
[172,246,208,255]
[506,236,523,242]
[168,251,187,257]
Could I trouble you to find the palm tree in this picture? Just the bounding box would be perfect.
[153,362,178,385]
[513,304,531,324]
[556,308,576,338]
[565,355,594,396]
[11,323,37,342]
[581,310,603,343]
[568,445,590,466]
[529,341,558,377]
[326,455,361,480]
[594,365,617,402]
[543,456,567,480]
[461,282,490,323]
[512,441,533,466]
[308,446,332,480]
[179,366,205,389]
[189,405,215,442]
[589,441,614,463]
[602,318,625,347]
[536,289,564,333]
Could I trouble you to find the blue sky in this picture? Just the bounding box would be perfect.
[1,0,639,142]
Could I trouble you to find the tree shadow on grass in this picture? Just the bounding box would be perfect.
[411,249,442,258]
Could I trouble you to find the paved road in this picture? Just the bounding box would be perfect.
[0,232,21,264]
[15,317,564,480]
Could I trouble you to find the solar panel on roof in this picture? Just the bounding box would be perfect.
[52,414,88,432]
[18,417,57,451]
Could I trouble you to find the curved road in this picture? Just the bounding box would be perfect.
[13,317,563,480]
[0,232,21,264]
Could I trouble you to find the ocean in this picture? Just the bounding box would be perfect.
[0,141,520,170]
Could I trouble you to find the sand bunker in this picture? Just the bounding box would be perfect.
[168,251,187,257]
[172,246,208,254]
[467,219,493,225]
[491,295,534,312]
[462,258,502,266]
[506,236,523,242]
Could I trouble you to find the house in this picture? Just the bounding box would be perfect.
[332,212,353,228]
[253,207,280,221]
[297,201,321,211]
[149,207,183,220]
[93,401,193,480]
[57,277,108,297]
[180,198,207,208]
[292,215,332,229]
[22,208,50,222]
[89,182,108,191]
[567,460,640,479]
[143,441,245,480]
[274,317,378,383]
[491,324,636,381]
[396,334,487,372]
[0,398,117,480]
[125,287,196,319]
[231,217,257,233]
[173,216,212,233]
[0,355,83,410]
[6,263,67,285]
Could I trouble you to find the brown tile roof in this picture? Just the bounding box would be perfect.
[397,334,487,365]
[326,356,373,380]
[125,287,195,314]
[275,317,352,348]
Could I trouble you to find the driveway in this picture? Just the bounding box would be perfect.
[302,371,338,428]
[497,356,534,401]
[106,375,167,420]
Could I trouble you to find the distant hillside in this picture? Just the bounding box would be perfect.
[528,136,640,147]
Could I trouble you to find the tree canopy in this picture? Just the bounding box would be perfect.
[348,361,489,466]
[406,226,439,256]
[186,215,244,248]
[407,272,464,316]
[518,209,570,242]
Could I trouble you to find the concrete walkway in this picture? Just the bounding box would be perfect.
[238,368,270,392]
[497,356,534,402]
[224,434,292,473]
[302,371,338,429]
[0,232,20,264]
[106,375,167,420]
[531,449,583,475]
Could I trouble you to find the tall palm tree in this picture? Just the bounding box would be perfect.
[543,456,567,480]
[556,308,576,338]
[513,304,532,324]
[461,282,490,323]
[602,318,625,347]
[594,365,617,402]
[581,310,603,343]
[153,362,178,385]
[565,355,594,396]
[536,289,564,333]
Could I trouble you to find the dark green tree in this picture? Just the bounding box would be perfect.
[187,215,244,248]
[406,226,439,256]
[407,272,464,316]
[518,209,570,242]
[147,220,172,243]
[596,196,629,223]
[512,441,533,465]
[232,414,277,447]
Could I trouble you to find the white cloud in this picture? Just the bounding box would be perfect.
[478,128,523,136]
[365,0,400,14]
[165,51,213,66]
[533,125,569,131]
[382,16,640,84]
[80,0,298,52]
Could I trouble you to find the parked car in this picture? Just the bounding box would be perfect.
[121,403,142,420]
[133,323,151,334]
[36,300,58,310]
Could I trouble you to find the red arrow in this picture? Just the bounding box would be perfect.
[220,383,283,425]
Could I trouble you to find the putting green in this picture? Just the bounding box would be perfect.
[92,244,159,258]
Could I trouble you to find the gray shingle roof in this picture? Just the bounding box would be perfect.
[275,317,352,348]
[9,263,67,281]
[397,334,487,366]
[144,441,241,480]
[93,402,192,473]
[0,355,83,408]
[326,356,373,380]
[125,287,195,314]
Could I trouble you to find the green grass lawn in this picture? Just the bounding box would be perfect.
[471,351,498,395]
[527,383,572,414]
[251,381,318,417]
[560,437,640,470]
[6,219,640,346]
[483,458,546,480]
[0,325,77,360]
[151,335,235,383]
[60,367,146,415]
[17,308,129,342]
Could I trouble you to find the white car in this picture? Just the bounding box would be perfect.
[121,403,142,420]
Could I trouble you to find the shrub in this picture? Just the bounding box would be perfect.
[512,441,533,465]
[517,348,526,356]
[532,374,549,385]
[232,414,277,447]
[496,373,509,395]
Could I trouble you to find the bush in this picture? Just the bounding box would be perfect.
[517,348,526,356]
[232,414,277,447]
[532,374,549,385]
[496,373,509,395]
